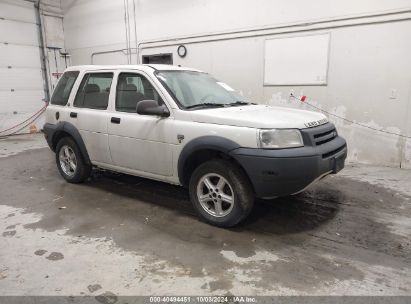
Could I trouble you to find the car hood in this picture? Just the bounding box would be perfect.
[189,104,328,129]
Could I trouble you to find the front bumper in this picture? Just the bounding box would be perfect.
[230,123,347,198]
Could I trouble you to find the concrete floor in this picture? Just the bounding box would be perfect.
[0,133,410,297]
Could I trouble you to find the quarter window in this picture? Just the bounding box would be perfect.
[50,71,79,106]
[116,73,164,113]
[74,73,113,109]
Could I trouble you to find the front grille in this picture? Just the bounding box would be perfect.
[322,144,346,159]
[301,123,339,146]
[313,128,337,146]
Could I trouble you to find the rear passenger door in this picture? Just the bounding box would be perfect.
[70,72,113,165]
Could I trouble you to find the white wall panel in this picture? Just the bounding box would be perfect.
[264,34,330,85]
[0,91,44,113]
[262,22,411,167]
[0,20,38,45]
[63,0,126,50]
[0,44,41,68]
[0,0,36,23]
[0,0,45,134]
[0,90,45,132]
[69,42,130,66]
[0,68,43,91]
[93,52,129,65]
[43,15,65,48]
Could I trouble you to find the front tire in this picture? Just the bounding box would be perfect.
[55,137,91,183]
[189,159,254,227]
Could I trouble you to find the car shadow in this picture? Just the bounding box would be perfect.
[238,190,342,234]
[87,169,341,235]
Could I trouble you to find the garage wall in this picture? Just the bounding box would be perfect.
[63,0,131,65]
[62,0,411,168]
[0,0,66,135]
[0,0,45,134]
[41,1,67,92]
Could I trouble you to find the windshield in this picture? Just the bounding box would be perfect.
[155,70,248,109]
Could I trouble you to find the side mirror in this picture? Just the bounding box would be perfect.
[136,100,170,117]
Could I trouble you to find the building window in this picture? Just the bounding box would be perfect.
[142,53,173,65]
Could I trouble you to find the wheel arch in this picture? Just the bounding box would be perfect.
[178,136,249,188]
[51,122,91,165]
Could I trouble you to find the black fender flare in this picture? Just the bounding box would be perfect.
[48,122,91,165]
[177,136,240,186]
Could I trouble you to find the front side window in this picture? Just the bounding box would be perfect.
[155,71,248,109]
[116,73,164,113]
[74,73,113,109]
[50,71,79,105]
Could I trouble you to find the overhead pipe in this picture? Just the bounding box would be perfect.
[91,49,130,64]
[136,8,411,59]
[90,7,411,64]
[132,0,139,63]
[123,0,132,64]
[92,0,137,64]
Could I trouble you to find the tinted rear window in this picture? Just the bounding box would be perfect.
[50,71,79,106]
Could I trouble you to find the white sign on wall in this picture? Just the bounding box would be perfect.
[264,33,330,85]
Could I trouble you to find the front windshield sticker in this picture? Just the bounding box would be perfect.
[217,82,235,92]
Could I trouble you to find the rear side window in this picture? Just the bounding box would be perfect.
[50,71,79,105]
[74,73,113,109]
[116,73,164,113]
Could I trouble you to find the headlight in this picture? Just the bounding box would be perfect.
[258,129,304,149]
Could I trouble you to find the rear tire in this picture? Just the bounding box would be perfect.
[189,159,254,227]
[55,137,91,183]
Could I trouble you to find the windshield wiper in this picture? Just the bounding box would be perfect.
[185,103,227,109]
[226,101,255,107]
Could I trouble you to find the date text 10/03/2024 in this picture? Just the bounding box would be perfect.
[149,296,257,303]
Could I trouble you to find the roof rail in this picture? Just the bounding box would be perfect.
[146,64,158,71]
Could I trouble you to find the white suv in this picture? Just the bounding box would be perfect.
[43,64,347,227]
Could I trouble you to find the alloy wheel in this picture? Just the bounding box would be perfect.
[59,145,77,177]
[196,173,234,217]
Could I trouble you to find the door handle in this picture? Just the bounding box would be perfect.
[70,112,77,118]
[111,117,121,124]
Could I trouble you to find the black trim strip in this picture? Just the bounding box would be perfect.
[322,144,347,159]
[146,65,158,71]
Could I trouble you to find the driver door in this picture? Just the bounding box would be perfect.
[108,71,174,177]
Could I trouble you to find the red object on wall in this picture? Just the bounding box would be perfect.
[300,95,307,102]
[52,72,63,78]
